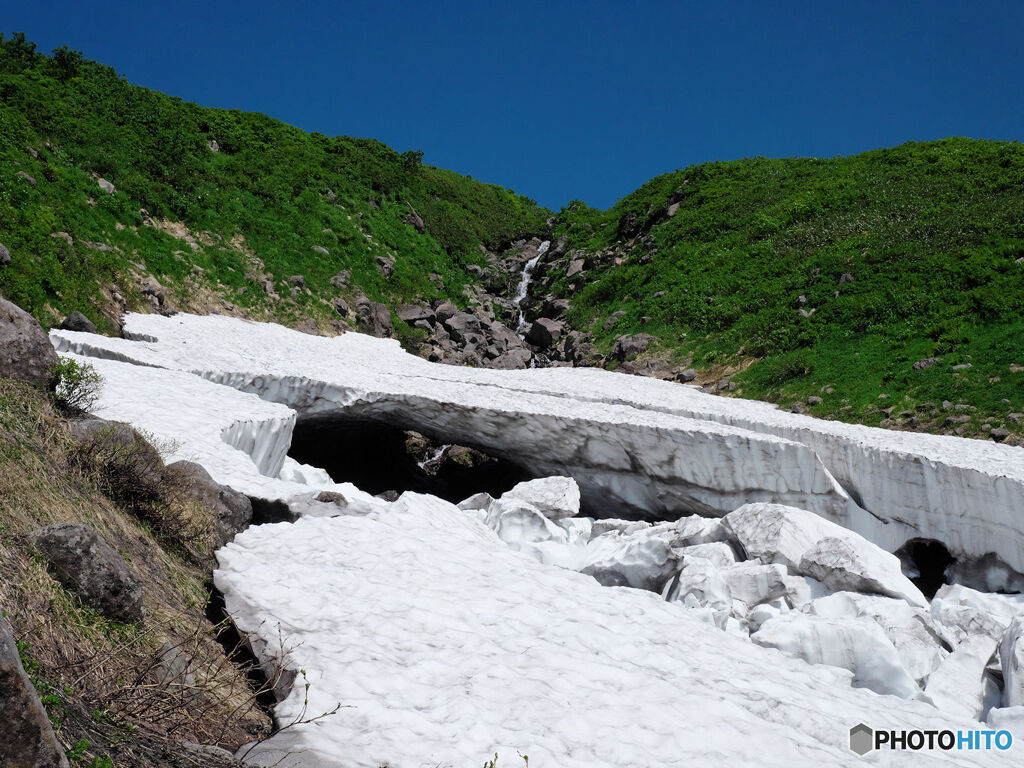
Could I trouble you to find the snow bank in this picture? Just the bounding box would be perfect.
[51,312,1024,571]
[216,494,1005,767]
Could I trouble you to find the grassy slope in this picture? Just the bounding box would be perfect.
[0,378,268,766]
[0,35,547,334]
[552,139,1024,436]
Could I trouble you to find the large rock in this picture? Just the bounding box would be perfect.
[404,204,426,234]
[499,476,580,520]
[0,615,70,768]
[165,460,253,548]
[356,299,392,337]
[443,312,484,345]
[752,614,920,699]
[524,318,563,349]
[396,304,435,325]
[0,242,10,266]
[924,635,999,720]
[798,536,927,608]
[59,311,95,333]
[28,523,143,624]
[0,298,59,387]
[610,334,655,362]
[69,419,165,488]
[1000,616,1024,707]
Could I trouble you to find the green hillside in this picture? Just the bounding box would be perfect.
[0,33,547,334]
[549,139,1024,437]
[1,34,1021,440]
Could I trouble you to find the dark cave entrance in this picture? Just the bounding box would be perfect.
[286,413,529,503]
[896,538,956,599]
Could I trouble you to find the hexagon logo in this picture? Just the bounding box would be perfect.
[850,723,874,755]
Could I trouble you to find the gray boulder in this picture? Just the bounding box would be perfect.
[356,299,393,337]
[287,275,306,291]
[566,259,586,278]
[525,318,563,348]
[610,333,654,362]
[396,304,434,324]
[0,242,10,266]
[0,615,69,768]
[490,347,532,369]
[165,460,253,548]
[16,170,36,187]
[404,204,426,234]
[433,301,457,322]
[332,297,349,317]
[675,368,698,383]
[375,255,395,278]
[59,311,95,333]
[330,270,350,288]
[97,177,115,195]
[28,523,144,624]
[602,310,626,330]
[443,312,484,344]
[312,245,329,256]
[0,298,59,387]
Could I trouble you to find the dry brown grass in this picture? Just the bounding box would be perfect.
[0,378,270,766]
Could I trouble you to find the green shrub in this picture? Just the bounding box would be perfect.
[49,358,103,413]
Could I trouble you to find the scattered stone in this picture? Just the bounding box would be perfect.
[566,259,586,278]
[16,170,37,187]
[97,177,115,194]
[332,297,349,317]
[602,310,626,330]
[208,139,220,152]
[29,523,143,624]
[806,396,823,406]
[404,204,426,234]
[396,304,435,324]
[913,357,940,371]
[375,255,395,278]
[609,333,654,362]
[0,297,60,387]
[991,428,1012,442]
[312,245,329,256]
[0,242,10,266]
[59,311,96,333]
[356,299,392,337]
[50,231,73,245]
[315,491,348,507]
[287,275,307,290]
[952,363,973,371]
[81,241,113,252]
[330,270,350,288]
[838,272,854,284]
[140,276,167,306]
[666,202,680,217]
[166,460,253,547]
[0,614,69,768]
[675,368,698,383]
[525,318,564,349]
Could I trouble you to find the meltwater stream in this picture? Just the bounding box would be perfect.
[514,240,550,335]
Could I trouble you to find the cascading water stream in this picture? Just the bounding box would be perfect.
[514,240,550,335]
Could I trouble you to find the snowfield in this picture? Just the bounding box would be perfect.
[48,313,1024,766]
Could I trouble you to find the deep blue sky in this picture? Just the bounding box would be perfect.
[5,1,1023,209]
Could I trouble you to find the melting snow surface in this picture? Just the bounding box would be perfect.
[217,495,1008,767]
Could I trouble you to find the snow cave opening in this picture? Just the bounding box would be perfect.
[896,537,956,599]
[287,412,530,503]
